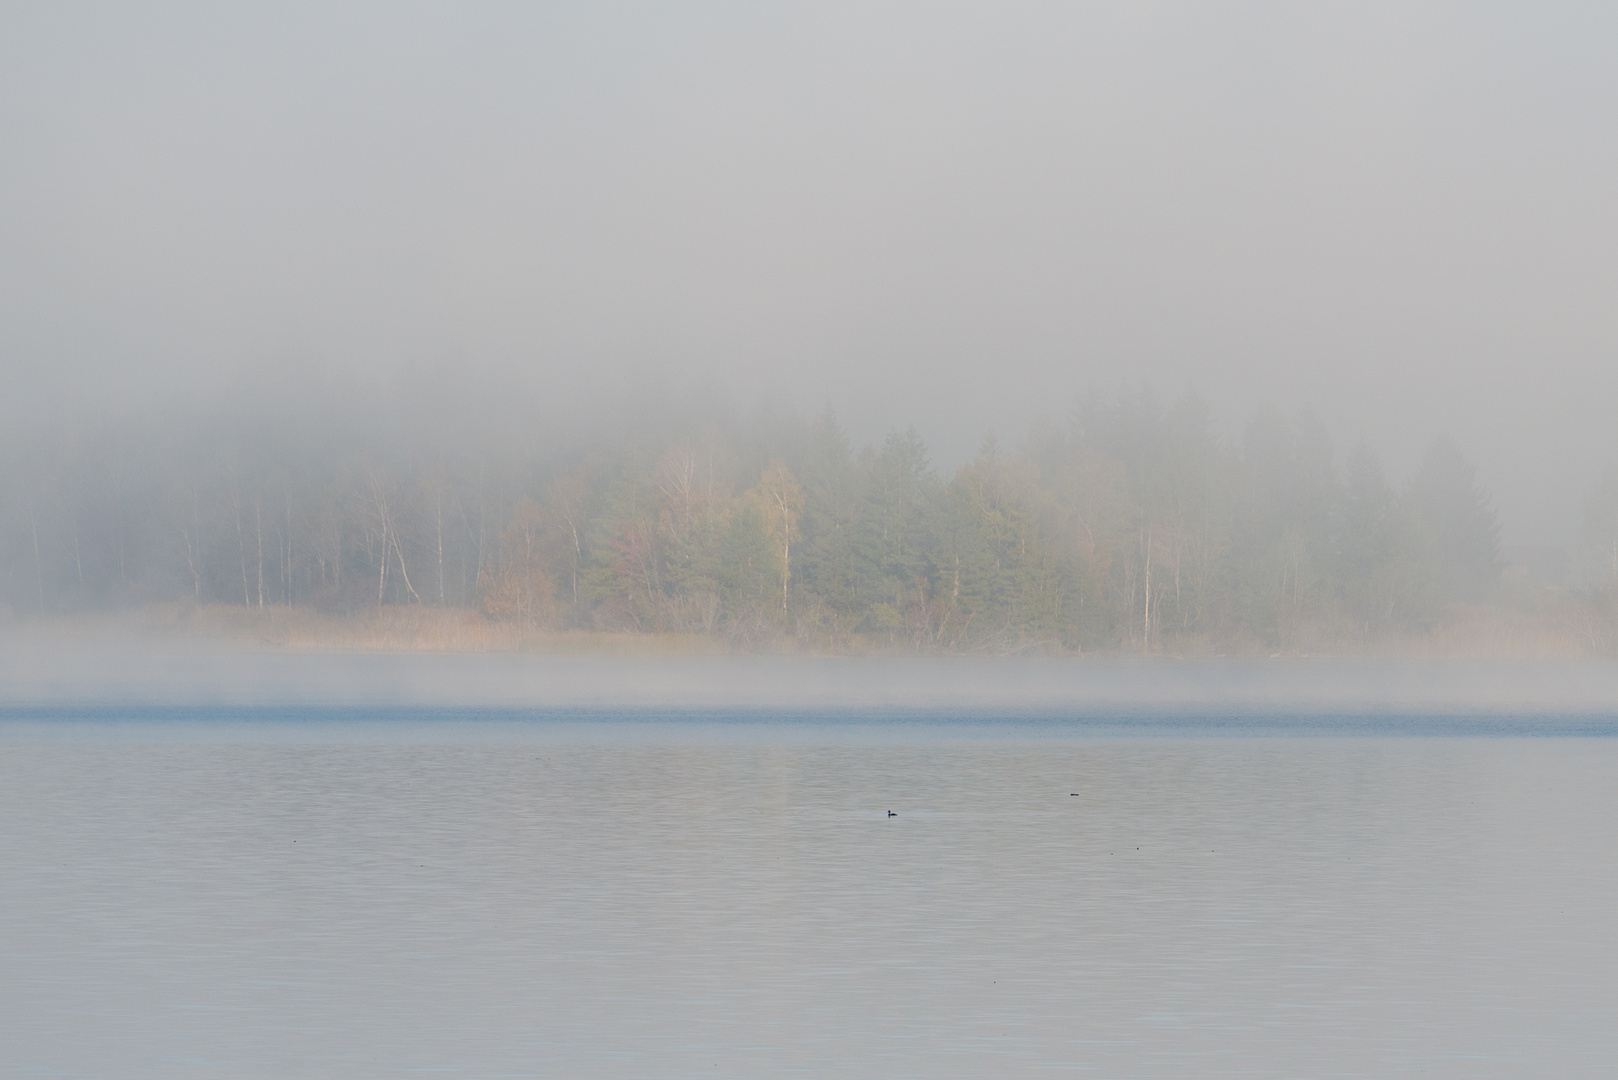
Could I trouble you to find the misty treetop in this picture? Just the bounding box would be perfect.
[0,385,1540,652]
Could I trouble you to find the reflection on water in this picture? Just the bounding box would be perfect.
[2,714,1616,1078]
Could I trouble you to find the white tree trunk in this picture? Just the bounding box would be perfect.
[254,500,264,608]
[1142,524,1152,654]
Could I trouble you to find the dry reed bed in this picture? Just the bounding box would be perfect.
[9,602,1615,660]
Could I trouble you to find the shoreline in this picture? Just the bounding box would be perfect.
[0,601,1610,663]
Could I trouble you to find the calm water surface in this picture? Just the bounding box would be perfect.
[2,708,1616,1078]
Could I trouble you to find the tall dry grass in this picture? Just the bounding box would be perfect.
[9,599,1615,659]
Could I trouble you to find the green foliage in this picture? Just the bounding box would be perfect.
[1582,469,1618,589]
[935,441,1078,650]
[850,429,938,633]
[1406,436,1501,603]
[795,410,863,632]
[1334,443,1430,631]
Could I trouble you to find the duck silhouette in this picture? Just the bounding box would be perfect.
[887,810,897,817]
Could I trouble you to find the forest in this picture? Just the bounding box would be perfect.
[4,376,1617,656]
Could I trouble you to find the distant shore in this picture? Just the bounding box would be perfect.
[3,601,1610,662]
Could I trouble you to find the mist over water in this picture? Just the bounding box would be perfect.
[6,627,1618,716]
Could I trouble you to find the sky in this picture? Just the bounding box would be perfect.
[3,2,1616,547]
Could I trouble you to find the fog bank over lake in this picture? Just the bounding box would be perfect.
[6,629,1618,714]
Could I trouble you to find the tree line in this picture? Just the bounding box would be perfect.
[5,380,1603,653]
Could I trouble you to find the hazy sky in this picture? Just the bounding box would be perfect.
[4,3,1616,546]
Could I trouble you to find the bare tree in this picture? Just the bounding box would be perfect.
[254,498,265,608]
[28,495,44,614]
[366,467,420,605]
[553,474,587,621]
[230,472,250,606]
[756,461,803,613]
[175,483,204,602]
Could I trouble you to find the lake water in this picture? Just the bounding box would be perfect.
[3,705,1617,1078]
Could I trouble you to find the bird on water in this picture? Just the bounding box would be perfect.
[887,810,897,817]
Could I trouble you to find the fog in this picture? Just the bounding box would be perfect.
[5,3,1618,549]
[6,625,1618,721]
